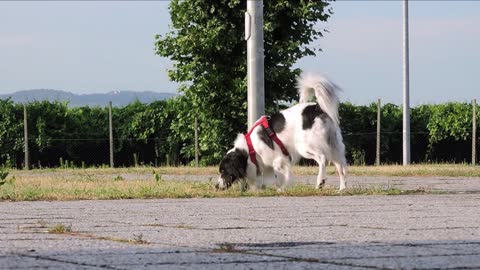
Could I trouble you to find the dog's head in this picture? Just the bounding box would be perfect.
[216,148,248,190]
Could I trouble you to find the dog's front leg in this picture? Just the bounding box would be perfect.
[239,179,248,192]
[273,157,292,192]
[245,177,261,191]
[245,166,263,191]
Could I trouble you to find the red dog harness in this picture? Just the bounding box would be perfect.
[244,116,290,170]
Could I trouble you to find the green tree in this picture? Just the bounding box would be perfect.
[155,0,333,165]
[427,102,473,162]
[0,99,23,166]
[65,106,109,166]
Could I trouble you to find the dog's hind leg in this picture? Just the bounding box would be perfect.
[333,160,347,191]
[298,148,327,189]
[315,154,327,189]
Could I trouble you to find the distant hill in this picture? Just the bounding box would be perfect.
[0,89,177,107]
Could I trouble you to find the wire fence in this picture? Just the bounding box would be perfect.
[1,99,478,169]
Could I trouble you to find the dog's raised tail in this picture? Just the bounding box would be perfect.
[297,72,341,124]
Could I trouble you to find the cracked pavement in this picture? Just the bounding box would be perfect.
[2,191,480,269]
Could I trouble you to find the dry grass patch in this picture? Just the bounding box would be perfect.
[11,164,480,178]
[0,170,430,201]
[44,222,148,244]
[48,223,72,234]
[213,243,238,253]
[293,164,480,177]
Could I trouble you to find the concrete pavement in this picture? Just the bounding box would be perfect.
[1,193,480,269]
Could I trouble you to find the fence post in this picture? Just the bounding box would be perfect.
[375,99,381,166]
[108,101,114,168]
[473,99,477,165]
[23,104,30,170]
[194,117,199,168]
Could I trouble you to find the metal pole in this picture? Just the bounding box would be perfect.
[194,117,199,168]
[473,99,477,165]
[23,104,30,170]
[402,0,411,165]
[376,99,381,166]
[246,0,265,129]
[108,101,114,168]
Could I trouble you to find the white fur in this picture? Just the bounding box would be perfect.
[218,72,347,191]
[297,72,341,125]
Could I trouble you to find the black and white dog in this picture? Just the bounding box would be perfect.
[217,72,347,191]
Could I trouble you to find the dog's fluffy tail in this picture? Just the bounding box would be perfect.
[297,72,341,125]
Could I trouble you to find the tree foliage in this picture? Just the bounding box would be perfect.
[0,99,477,168]
[0,99,23,164]
[155,0,333,164]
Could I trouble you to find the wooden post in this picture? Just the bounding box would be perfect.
[473,99,477,165]
[154,138,159,167]
[194,117,199,168]
[23,104,30,170]
[375,99,381,166]
[108,101,114,168]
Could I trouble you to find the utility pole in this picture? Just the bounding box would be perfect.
[194,117,199,168]
[473,99,477,165]
[403,0,411,165]
[109,101,114,168]
[246,0,265,129]
[23,104,30,170]
[376,99,381,166]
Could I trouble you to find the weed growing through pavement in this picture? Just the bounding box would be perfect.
[213,243,237,253]
[37,219,48,228]
[43,221,149,245]
[48,223,72,234]
[133,233,148,244]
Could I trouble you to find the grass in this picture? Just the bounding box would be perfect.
[337,164,480,177]
[213,242,238,253]
[48,223,72,234]
[1,164,473,201]
[11,163,480,177]
[44,222,148,244]
[0,169,430,201]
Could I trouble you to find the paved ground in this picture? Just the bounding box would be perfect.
[2,190,480,269]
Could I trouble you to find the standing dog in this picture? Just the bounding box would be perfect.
[216,72,347,191]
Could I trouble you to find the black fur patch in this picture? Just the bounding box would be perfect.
[258,128,274,150]
[219,149,248,188]
[269,112,286,133]
[257,113,286,150]
[302,104,326,130]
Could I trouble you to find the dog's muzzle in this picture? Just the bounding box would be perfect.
[215,177,226,190]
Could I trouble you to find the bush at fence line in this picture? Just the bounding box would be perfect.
[0,98,478,168]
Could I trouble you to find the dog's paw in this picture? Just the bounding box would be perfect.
[239,181,249,192]
[315,179,326,190]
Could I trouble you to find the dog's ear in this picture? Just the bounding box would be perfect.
[229,149,248,179]
[220,149,248,181]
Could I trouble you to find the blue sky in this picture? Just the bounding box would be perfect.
[0,1,479,105]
